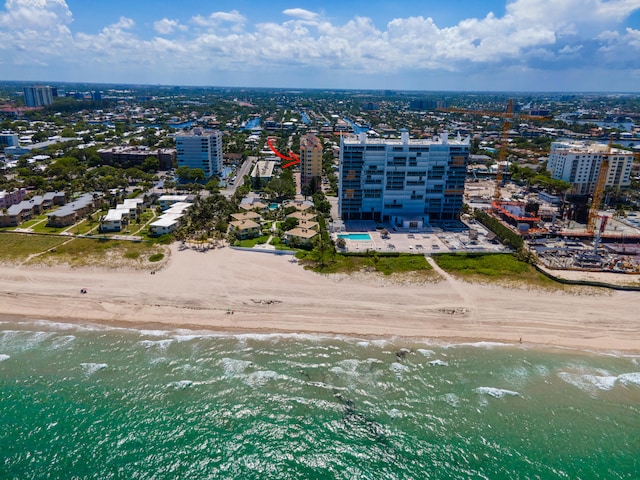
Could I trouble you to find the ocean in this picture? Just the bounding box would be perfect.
[1,319,638,479]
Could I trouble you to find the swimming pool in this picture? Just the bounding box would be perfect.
[337,233,372,241]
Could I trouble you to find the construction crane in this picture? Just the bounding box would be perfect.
[586,137,612,234]
[437,100,549,202]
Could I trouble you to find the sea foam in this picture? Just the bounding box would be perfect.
[220,357,252,377]
[558,368,622,393]
[138,339,174,349]
[440,393,460,407]
[428,359,449,366]
[390,362,410,375]
[169,380,194,389]
[0,354,9,362]
[417,349,435,357]
[618,372,640,386]
[80,363,108,375]
[474,387,520,398]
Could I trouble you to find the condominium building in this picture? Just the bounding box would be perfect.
[547,141,634,195]
[300,133,323,193]
[23,86,54,107]
[98,146,176,170]
[339,131,468,227]
[175,128,223,178]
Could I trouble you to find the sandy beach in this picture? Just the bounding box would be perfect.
[0,245,639,354]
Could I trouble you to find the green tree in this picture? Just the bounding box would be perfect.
[141,156,160,173]
[175,166,191,182]
[189,168,206,182]
[205,178,220,192]
[282,217,299,231]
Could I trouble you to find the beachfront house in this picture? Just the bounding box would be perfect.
[229,211,263,240]
[229,219,261,240]
[99,198,144,233]
[158,194,192,211]
[284,226,318,247]
[286,210,317,223]
[240,197,269,213]
[46,193,99,228]
[148,201,191,236]
[231,211,262,223]
[0,191,67,227]
[100,209,125,232]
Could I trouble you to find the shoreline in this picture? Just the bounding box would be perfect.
[4,314,637,361]
[1,245,639,355]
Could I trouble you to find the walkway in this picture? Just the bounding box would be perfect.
[425,256,475,312]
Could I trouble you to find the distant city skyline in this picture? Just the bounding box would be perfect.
[1,0,640,92]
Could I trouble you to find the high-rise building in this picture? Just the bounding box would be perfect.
[175,128,223,178]
[0,133,19,147]
[300,133,323,193]
[339,130,468,227]
[547,141,634,195]
[23,86,54,107]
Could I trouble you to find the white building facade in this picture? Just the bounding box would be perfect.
[339,131,469,227]
[547,141,634,195]
[176,129,223,178]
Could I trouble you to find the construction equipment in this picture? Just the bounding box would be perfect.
[593,215,610,254]
[586,137,612,234]
[437,101,549,203]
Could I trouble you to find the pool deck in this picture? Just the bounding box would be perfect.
[332,221,507,255]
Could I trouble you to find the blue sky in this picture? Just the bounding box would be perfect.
[1,0,640,91]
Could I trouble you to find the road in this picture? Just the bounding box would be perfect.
[221,156,256,198]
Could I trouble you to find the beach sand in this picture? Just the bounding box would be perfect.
[0,245,638,353]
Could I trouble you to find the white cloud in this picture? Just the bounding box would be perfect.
[153,18,187,35]
[112,16,134,30]
[192,10,246,28]
[283,8,318,21]
[0,0,71,29]
[0,0,73,65]
[558,44,583,55]
[2,0,640,88]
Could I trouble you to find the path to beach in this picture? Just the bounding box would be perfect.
[0,245,638,353]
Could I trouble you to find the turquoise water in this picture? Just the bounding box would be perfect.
[1,319,639,479]
[338,233,372,241]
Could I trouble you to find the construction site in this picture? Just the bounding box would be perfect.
[461,100,640,276]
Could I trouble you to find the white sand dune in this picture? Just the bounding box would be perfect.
[0,245,638,353]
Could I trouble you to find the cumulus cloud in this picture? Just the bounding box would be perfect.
[192,10,246,28]
[0,0,73,65]
[1,0,640,87]
[153,18,187,35]
[0,0,71,28]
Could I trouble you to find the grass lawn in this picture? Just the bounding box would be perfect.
[0,232,69,262]
[68,218,100,235]
[433,252,558,288]
[30,222,65,234]
[33,237,166,268]
[0,231,167,268]
[13,216,48,229]
[375,254,432,275]
[237,235,270,248]
[302,252,434,276]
